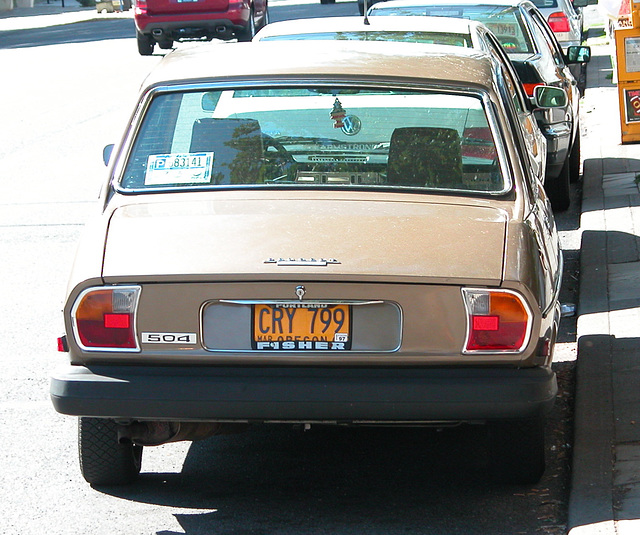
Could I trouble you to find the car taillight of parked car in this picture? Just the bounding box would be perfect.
[135,0,147,15]
[71,286,141,351]
[547,12,571,33]
[462,288,532,353]
[523,82,544,97]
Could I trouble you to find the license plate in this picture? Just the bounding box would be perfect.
[252,304,351,350]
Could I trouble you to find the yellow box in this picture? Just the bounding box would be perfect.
[615,27,640,83]
[618,82,640,142]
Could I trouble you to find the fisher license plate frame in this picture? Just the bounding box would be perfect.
[252,303,351,351]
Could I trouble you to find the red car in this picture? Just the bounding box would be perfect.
[134,0,269,55]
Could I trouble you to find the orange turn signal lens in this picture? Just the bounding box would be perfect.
[72,286,141,351]
[462,289,532,353]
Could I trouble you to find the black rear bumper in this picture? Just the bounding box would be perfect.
[50,364,557,423]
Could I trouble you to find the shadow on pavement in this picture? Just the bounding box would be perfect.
[93,401,576,535]
[0,18,135,48]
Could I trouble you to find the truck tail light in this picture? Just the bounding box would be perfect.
[72,286,141,351]
[462,289,532,353]
[548,12,570,33]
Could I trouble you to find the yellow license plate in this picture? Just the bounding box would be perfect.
[252,304,351,350]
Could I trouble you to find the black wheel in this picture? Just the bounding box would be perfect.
[488,415,546,484]
[78,417,143,486]
[236,6,256,42]
[136,30,154,56]
[321,0,336,4]
[545,157,571,211]
[569,126,581,183]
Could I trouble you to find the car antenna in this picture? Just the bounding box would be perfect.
[364,0,370,24]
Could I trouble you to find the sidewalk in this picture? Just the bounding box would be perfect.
[569,39,640,535]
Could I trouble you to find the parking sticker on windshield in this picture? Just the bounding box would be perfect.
[145,153,214,186]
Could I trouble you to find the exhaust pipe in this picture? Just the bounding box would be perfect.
[216,26,228,33]
[152,29,164,37]
[117,421,248,446]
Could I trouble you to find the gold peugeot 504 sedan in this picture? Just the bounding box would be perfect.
[50,40,565,486]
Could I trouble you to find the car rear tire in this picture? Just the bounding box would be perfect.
[78,417,143,486]
[157,38,174,50]
[488,415,546,484]
[546,157,571,211]
[136,31,155,56]
[569,126,581,183]
[237,6,256,42]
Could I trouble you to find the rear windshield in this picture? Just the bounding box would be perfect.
[119,86,507,195]
[369,5,534,53]
[258,30,472,47]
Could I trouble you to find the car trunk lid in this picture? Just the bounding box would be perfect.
[102,196,507,285]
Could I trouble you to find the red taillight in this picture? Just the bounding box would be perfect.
[472,315,500,331]
[523,83,544,97]
[461,127,497,160]
[462,289,532,353]
[104,313,131,329]
[57,336,68,352]
[135,0,147,14]
[72,287,141,351]
[548,12,570,33]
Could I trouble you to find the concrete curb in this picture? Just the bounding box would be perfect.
[568,160,616,535]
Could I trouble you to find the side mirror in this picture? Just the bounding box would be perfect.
[103,144,114,166]
[532,86,568,108]
[565,45,591,64]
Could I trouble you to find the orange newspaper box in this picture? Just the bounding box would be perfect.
[616,1,640,142]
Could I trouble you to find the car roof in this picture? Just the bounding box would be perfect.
[141,40,497,92]
[529,0,566,10]
[369,0,529,8]
[253,15,483,41]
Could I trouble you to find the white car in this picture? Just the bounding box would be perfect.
[254,15,482,47]
[253,15,547,189]
[530,0,587,49]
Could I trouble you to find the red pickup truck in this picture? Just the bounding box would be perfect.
[134,0,269,55]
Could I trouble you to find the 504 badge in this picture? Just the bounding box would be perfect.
[142,332,197,344]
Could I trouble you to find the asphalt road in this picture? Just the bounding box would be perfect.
[0,5,581,534]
